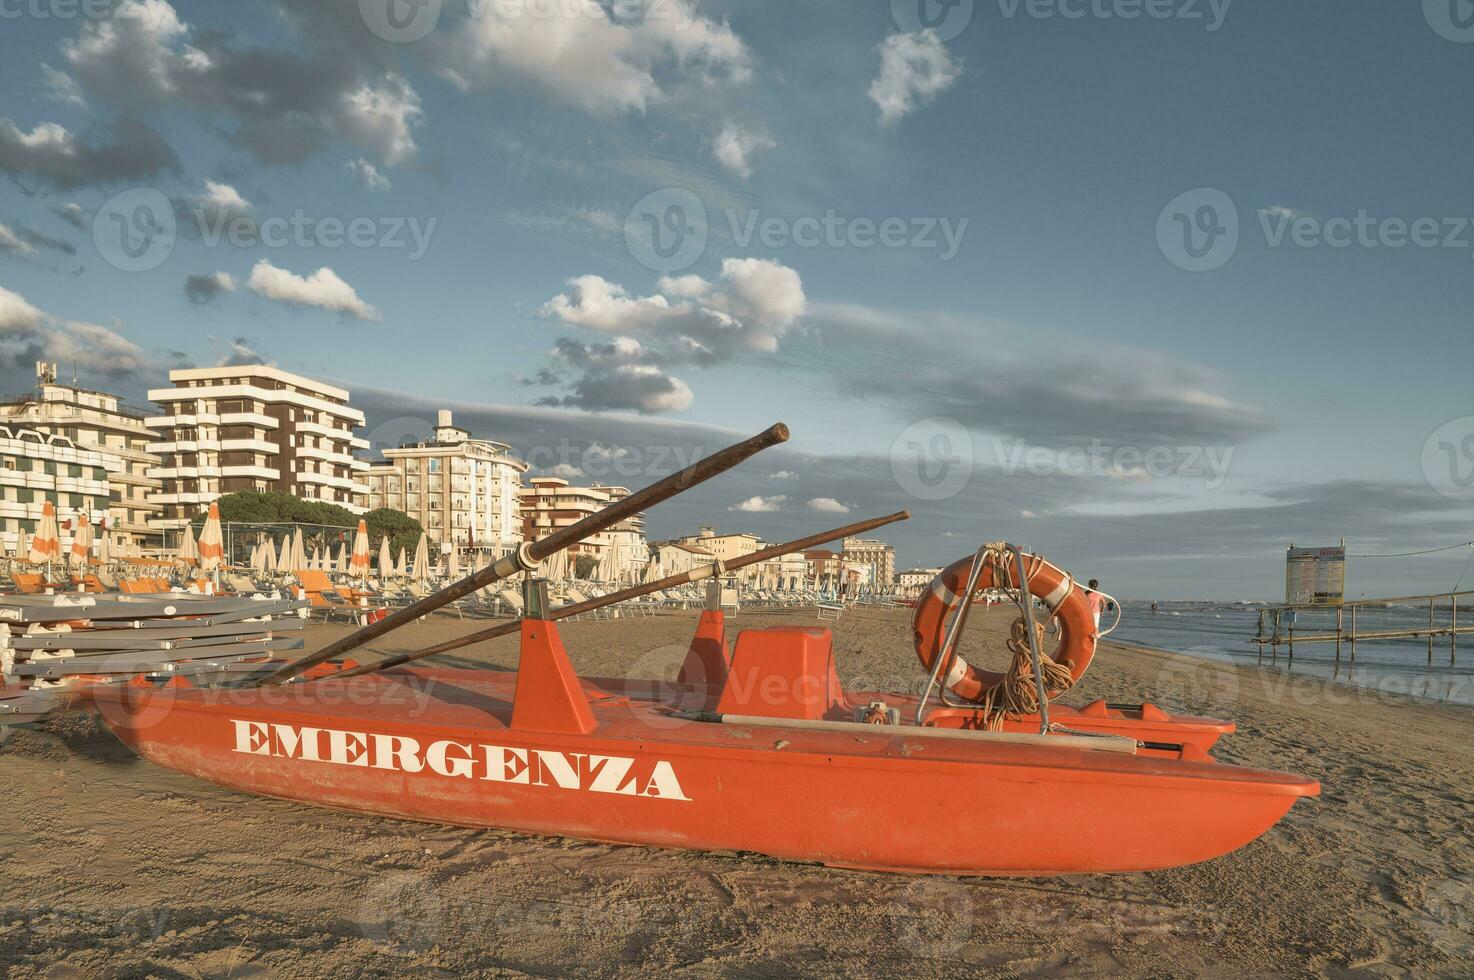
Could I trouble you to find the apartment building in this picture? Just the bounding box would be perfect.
[363,410,528,557]
[0,422,119,559]
[0,364,161,553]
[146,366,369,526]
[519,477,648,581]
[842,536,897,591]
[897,567,942,599]
[675,526,763,564]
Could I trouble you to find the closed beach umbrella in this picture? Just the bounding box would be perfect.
[395,546,407,578]
[69,510,94,566]
[179,523,199,565]
[30,500,61,565]
[448,545,461,580]
[198,502,225,572]
[247,542,261,571]
[291,527,306,573]
[378,535,393,577]
[350,520,371,580]
[413,533,429,582]
[97,530,111,566]
[261,538,277,573]
[336,541,349,574]
[15,528,29,563]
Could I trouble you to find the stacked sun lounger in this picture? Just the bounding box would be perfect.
[0,591,307,728]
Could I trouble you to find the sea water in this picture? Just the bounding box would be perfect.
[1108,600,1474,708]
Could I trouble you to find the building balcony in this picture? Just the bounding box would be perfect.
[144,412,221,428]
[220,465,281,480]
[219,438,279,455]
[147,439,216,454]
[218,411,279,429]
[149,383,364,425]
[295,470,362,492]
[297,445,357,466]
[148,465,222,479]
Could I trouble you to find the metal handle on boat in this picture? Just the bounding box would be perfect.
[331,510,910,680]
[257,423,791,685]
[914,543,992,725]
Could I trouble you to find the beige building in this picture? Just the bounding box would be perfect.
[897,567,943,599]
[520,477,647,581]
[363,410,528,558]
[146,365,369,526]
[0,421,118,560]
[842,536,897,592]
[676,526,763,564]
[0,364,161,553]
[650,541,715,578]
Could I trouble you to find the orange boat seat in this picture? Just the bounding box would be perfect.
[715,627,846,721]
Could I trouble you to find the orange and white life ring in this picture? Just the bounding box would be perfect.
[911,549,1097,703]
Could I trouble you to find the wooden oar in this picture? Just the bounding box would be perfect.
[259,423,790,685]
[330,510,909,680]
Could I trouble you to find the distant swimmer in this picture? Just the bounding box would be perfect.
[1151,601,1159,615]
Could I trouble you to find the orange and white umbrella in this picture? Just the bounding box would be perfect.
[69,510,95,566]
[198,502,225,571]
[179,523,199,565]
[350,520,371,580]
[30,500,61,565]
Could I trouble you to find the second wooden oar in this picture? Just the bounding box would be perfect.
[330,510,909,680]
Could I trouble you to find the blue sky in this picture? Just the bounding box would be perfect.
[1,0,1471,598]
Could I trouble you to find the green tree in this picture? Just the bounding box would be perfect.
[573,553,600,580]
[191,492,423,565]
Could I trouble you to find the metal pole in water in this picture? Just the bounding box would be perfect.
[1429,597,1435,665]
[1351,603,1357,663]
[1452,596,1458,667]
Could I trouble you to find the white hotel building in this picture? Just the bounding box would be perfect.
[363,411,528,557]
[146,366,370,527]
[0,424,119,558]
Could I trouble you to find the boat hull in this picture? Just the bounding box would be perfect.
[92,668,1316,876]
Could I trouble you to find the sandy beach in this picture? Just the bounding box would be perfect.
[6,605,1473,978]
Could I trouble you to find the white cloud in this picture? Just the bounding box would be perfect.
[808,497,850,514]
[712,121,775,179]
[731,495,785,513]
[59,0,422,167]
[0,285,147,378]
[248,259,381,321]
[1020,509,1037,519]
[1258,204,1304,221]
[184,270,237,304]
[434,2,752,115]
[869,31,960,125]
[770,470,797,480]
[576,208,620,233]
[345,157,392,192]
[42,64,85,107]
[0,117,175,187]
[0,223,37,258]
[542,258,805,360]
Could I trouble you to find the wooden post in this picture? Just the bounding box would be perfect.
[1256,609,1264,663]
[1288,614,1294,663]
[1350,604,1357,663]
[1335,606,1342,669]
[1428,597,1435,665]
[1452,596,1458,667]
